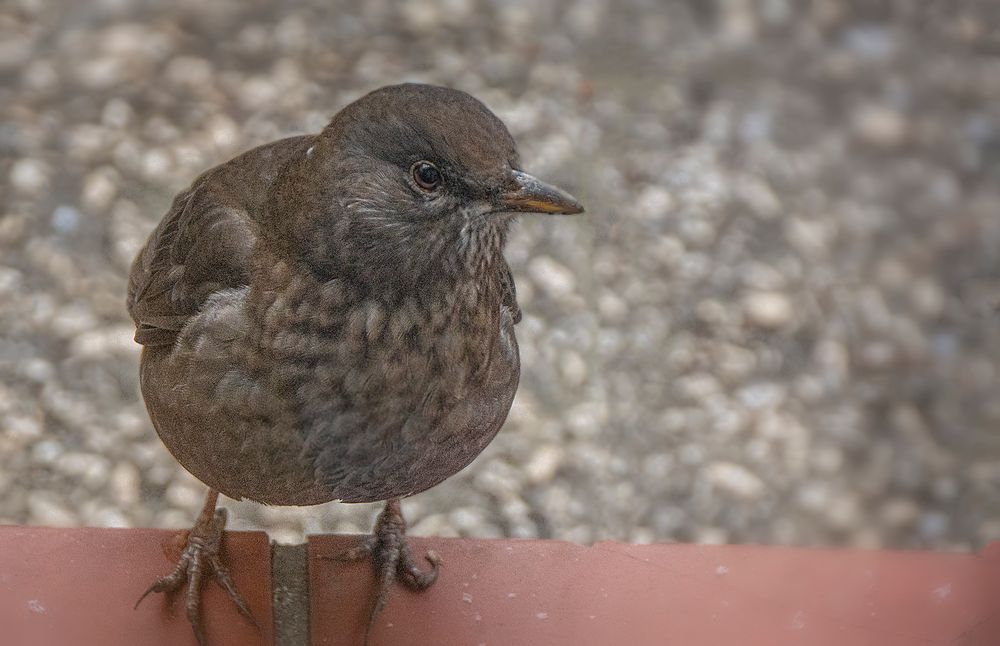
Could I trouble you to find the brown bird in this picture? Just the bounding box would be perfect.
[127,83,583,644]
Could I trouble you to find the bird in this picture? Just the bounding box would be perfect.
[127,82,584,644]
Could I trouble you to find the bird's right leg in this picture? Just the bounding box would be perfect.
[135,488,255,645]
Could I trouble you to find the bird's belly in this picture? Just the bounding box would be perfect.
[300,321,521,504]
[142,309,520,507]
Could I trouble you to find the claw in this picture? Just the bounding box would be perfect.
[397,549,441,591]
[210,555,257,626]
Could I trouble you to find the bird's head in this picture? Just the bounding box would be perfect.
[268,83,583,288]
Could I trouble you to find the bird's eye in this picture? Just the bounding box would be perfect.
[411,161,442,191]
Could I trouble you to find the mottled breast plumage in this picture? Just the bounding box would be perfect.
[130,136,521,506]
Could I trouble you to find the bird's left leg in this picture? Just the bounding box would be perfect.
[330,498,440,643]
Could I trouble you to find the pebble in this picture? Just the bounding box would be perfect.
[410,513,457,537]
[785,218,832,257]
[141,148,172,179]
[919,512,950,540]
[81,168,119,211]
[525,445,565,484]
[880,498,919,528]
[678,217,716,248]
[737,177,781,220]
[797,483,830,513]
[9,158,50,195]
[55,452,110,489]
[102,98,134,128]
[704,462,765,499]
[5,413,42,440]
[650,506,687,534]
[49,303,99,337]
[910,279,945,318]
[50,205,81,234]
[527,256,575,299]
[76,56,129,89]
[449,506,494,536]
[155,509,196,529]
[597,292,628,323]
[85,506,132,528]
[652,237,685,268]
[635,185,675,221]
[675,373,720,401]
[499,497,531,526]
[694,528,728,545]
[743,291,794,328]
[852,104,908,149]
[741,262,787,291]
[110,463,141,506]
[0,266,23,295]
[28,493,77,526]
[559,351,588,387]
[843,25,896,61]
[737,382,786,409]
[23,59,59,91]
[166,481,205,509]
[825,493,861,530]
[32,439,64,465]
[69,325,139,358]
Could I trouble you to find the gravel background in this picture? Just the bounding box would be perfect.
[2,0,1000,550]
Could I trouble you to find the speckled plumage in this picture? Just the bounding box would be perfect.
[128,84,577,508]
[128,83,582,643]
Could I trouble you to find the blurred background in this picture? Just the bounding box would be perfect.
[1,0,999,550]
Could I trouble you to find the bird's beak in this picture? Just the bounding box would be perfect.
[496,170,585,215]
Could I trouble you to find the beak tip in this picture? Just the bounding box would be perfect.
[556,193,585,215]
[503,170,587,216]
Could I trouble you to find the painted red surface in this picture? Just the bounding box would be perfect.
[0,525,272,646]
[310,535,1000,646]
[2,526,998,645]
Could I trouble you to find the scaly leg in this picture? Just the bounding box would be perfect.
[330,498,441,645]
[135,489,255,645]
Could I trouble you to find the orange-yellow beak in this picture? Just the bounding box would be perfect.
[496,170,584,215]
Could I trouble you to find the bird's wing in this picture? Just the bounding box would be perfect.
[126,181,258,347]
[499,261,522,324]
[127,136,313,347]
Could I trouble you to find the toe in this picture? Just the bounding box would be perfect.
[210,555,256,625]
[185,553,207,645]
[396,547,441,591]
[134,552,191,609]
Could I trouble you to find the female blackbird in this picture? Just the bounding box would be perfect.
[127,83,583,644]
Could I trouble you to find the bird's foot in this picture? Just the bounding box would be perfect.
[328,498,441,644]
[135,500,255,646]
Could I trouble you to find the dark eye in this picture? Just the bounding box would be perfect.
[411,161,442,191]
